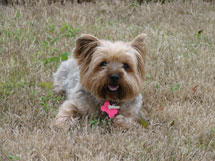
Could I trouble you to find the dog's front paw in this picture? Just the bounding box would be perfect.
[54,115,78,129]
[54,100,79,129]
[54,115,69,128]
[113,115,135,130]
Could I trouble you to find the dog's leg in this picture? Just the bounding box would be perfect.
[112,114,137,130]
[54,100,79,128]
[113,110,148,130]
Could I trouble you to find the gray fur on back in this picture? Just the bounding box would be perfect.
[53,58,80,97]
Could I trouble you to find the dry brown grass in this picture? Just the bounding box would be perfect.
[1,1,215,160]
[0,0,95,5]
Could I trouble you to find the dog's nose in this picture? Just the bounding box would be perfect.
[109,74,120,82]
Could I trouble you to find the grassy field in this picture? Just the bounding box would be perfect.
[1,1,215,160]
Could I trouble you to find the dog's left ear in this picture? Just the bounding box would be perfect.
[74,34,100,65]
[131,34,146,80]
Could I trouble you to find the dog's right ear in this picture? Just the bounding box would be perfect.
[74,34,100,65]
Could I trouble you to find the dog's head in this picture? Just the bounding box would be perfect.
[74,34,146,102]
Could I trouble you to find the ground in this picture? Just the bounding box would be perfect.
[0,1,215,160]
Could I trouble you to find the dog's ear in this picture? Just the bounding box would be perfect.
[74,34,100,65]
[131,34,146,80]
[131,33,146,58]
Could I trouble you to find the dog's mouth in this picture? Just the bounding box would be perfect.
[108,84,119,92]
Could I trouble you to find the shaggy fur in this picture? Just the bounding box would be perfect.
[53,34,146,129]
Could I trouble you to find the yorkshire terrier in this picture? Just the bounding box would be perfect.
[53,34,146,129]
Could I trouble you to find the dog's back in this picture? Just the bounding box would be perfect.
[53,57,80,97]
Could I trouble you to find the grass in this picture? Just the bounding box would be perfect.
[1,0,215,160]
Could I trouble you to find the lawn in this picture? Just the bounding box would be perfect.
[0,0,215,160]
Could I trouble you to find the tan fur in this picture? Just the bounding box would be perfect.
[77,35,145,102]
[54,34,146,129]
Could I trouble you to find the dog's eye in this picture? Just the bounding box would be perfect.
[100,61,107,67]
[123,63,129,70]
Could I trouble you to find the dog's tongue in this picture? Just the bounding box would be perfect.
[108,85,119,91]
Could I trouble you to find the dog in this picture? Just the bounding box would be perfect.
[53,34,146,129]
